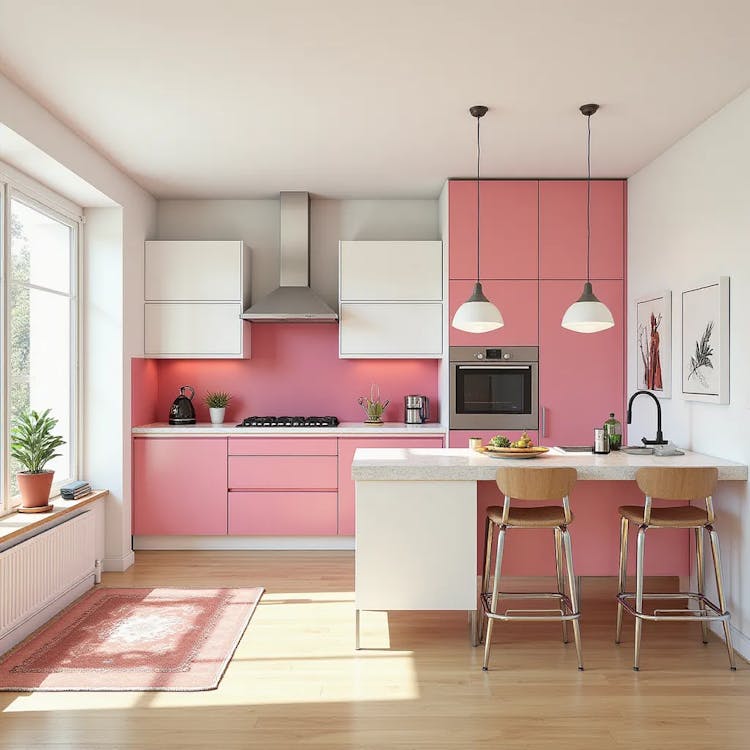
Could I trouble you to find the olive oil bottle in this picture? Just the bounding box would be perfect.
[604,413,622,450]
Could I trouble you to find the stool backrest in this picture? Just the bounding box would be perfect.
[496,467,577,501]
[635,467,718,500]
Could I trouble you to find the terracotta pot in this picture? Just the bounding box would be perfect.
[17,471,54,508]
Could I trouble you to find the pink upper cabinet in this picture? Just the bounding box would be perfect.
[449,279,538,346]
[538,279,624,447]
[449,180,538,280]
[539,181,625,280]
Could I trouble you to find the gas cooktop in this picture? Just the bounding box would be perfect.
[236,416,340,428]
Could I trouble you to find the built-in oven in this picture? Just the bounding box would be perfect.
[449,346,538,431]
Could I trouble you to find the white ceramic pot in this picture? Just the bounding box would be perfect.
[209,407,226,425]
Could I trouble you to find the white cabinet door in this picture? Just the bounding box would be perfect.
[339,303,442,358]
[145,241,246,301]
[145,303,248,357]
[340,241,442,301]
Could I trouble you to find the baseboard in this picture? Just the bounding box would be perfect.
[103,549,135,572]
[0,575,94,655]
[132,535,356,551]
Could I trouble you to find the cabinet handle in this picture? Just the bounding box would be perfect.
[542,407,548,438]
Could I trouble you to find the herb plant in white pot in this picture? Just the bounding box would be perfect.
[204,391,231,425]
[11,409,66,509]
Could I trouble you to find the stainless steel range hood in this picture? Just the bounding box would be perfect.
[241,191,338,322]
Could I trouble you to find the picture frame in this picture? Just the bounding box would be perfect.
[681,276,730,404]
[636,290,672,398]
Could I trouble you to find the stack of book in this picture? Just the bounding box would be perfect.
[60,480,91,500]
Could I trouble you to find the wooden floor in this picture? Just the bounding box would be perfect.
[0,550,748,749]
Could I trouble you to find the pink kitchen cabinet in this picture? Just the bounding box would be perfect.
[539,180,625,280]
[539,279,625,447]
[449,180,538,280]
[338,436,445,535]
[227,439,339,536]
[133,437,228,535]
[448,279,538,346]
[228,492,338,535]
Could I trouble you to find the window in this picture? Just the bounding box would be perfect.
[1,185,80,510]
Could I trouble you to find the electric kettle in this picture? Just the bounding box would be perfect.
[169,385,196,425]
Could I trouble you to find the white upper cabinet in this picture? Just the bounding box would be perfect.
[339,241,442,301]
[144,240,251,358]
[339,241,443,359]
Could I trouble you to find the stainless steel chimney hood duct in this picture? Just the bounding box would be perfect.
[241,192,338,322]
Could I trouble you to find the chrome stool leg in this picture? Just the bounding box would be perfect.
[482,525,506,671]
[615,515,629,644]
[561,527,583,670]
[695,526,709,644]
[707,526,737,670]
[633,524,647,671]
[554,526,568,644]
[478,516,494,646]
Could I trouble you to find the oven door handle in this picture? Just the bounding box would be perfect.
[542,406,548,438]
[455,365,532,371]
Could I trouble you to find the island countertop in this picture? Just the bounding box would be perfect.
[351,447,748,482]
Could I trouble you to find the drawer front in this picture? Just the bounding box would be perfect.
[228,455,338,490]
[228,437,338,456]
[228,492,338,535]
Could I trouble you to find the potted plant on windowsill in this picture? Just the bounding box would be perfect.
[204,391,232,425]
[10,409,66,511]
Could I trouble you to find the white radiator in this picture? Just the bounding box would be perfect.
[0,511,98,646]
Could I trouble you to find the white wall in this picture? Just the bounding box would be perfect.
[628,87,750,657]
[156,199,439,308]
[0,72,157,571]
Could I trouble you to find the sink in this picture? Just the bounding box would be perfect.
[557,446,593,453]
[621,446,654,455]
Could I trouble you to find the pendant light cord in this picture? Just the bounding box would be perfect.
[476,113,481,283]
[586,112,591,283]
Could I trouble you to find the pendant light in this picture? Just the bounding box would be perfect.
[451,105,504,333]
[561,103,615,333]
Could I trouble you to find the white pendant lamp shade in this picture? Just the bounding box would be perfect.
[561,281,614,333]
[561,103,615,334]
[452,282,504,332]
[451,104,504,334]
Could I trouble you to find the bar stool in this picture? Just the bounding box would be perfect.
[479,467,583,671]
[615,466,736,670]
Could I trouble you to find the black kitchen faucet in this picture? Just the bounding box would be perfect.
[627,390,668,446]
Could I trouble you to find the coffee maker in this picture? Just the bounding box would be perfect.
[404,395,430,424]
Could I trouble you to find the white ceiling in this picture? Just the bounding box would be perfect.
[0,0,749,200]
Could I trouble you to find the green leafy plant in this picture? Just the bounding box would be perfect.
[204,391,232,409]
[10,409,65,474]
[688,321,714,387]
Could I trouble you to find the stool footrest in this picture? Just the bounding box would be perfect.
[481,592,580,623]
[617,592,729,622]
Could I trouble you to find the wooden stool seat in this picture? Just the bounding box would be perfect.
[479,467,583,671]
[618,504,708,528]
[615,466,735,670]
[487,505,572,528]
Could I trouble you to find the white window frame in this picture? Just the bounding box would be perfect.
[0,176,82,514]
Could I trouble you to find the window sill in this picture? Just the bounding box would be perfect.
[0,490,108,546]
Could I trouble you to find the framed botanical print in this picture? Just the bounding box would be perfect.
[636,291,672,398]
[681,277,730,404]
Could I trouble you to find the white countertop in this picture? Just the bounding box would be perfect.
[351,447,748,481]
[132,421,447,437]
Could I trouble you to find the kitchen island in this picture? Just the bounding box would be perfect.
[352,447,747,646]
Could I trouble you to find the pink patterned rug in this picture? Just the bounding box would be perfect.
[0,587,264,691]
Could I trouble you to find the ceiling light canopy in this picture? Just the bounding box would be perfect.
[561,103,615,334]
[451,105,504,334]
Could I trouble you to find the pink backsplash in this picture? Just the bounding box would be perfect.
[132,323,439,424]
[131,357,159,425]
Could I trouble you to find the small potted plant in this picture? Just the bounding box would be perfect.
[10,409,66,510]
[204,391,231,424]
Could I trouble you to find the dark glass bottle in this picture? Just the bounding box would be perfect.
[604,412,622,450]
